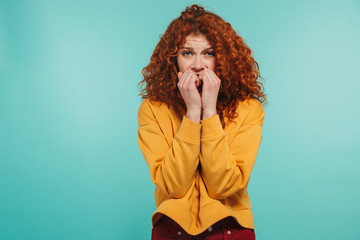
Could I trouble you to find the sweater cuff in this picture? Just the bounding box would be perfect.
[200,114,224,139]
[176,116,201,142]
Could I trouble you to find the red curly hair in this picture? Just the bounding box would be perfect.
[138,4,266,126]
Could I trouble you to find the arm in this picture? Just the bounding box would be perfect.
[199,100,265,199]
[138,100,201,198]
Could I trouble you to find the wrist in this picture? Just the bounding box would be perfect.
[186,108,201,123]
[202,108,217,119]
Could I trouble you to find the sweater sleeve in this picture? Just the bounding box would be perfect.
[137,100,201,198]
[199,100,265,200]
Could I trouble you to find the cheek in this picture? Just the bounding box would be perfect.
[207,59,216,71]
[177,57,189,72]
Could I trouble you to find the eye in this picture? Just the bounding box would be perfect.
[182,51,192,56]
[205,51,216,56]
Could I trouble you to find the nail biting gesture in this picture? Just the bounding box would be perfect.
[177,69,202,123]
[201,67,221,119]
[178,67,221,121]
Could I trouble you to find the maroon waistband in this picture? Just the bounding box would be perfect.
[158,214,246,231]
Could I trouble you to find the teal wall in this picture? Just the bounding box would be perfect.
[1,0,359,239]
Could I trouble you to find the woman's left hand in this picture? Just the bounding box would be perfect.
[201,67,221,119]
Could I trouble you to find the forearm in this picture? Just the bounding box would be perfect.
[139,115,201,198]
[200,134,244,199]
[199,114,263,199]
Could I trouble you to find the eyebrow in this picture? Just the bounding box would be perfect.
[179,46,214,51]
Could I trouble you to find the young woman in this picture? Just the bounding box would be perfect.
[138,4,266,239]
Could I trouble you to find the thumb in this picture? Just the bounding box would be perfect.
[178,71,183,80]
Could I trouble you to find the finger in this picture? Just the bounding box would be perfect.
[198,71,205,82]
[203,68,213,82]
[205,68,220,85]
[202,71,217,92]
[202,72,211,89]
[207,68,220,81]
[187,71,199,89]
[178,71,183,80]
[190,71,200,86]
[206,70,216,85]
[178,69,191,87]
[190,71,200,87]
[181,70,195,90]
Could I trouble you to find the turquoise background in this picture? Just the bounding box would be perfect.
[1,0,359,239]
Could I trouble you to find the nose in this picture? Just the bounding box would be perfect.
[191,55,205,73]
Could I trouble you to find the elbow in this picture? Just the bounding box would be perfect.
[208,188,236,200]
[167,187,187,199]
[164,178,191,199]
[163,171,195,198]
[154,181,188,198]
[161,177,189,198]
[206,167,250,199]
[165,178,193,198]
[153,168,192,199]
[207,178,246,200]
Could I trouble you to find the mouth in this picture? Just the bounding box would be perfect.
[196,80,203,94]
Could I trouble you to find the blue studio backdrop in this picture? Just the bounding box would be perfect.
[0,0,359,239]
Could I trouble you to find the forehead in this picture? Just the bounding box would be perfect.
[183,34,211,47]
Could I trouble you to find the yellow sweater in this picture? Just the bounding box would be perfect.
[137,98,265,235]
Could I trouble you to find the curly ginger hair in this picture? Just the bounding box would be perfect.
[138,4,266,126]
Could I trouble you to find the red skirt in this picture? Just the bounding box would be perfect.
[152,215,255,240]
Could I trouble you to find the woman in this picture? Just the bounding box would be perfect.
[138,4,266,239]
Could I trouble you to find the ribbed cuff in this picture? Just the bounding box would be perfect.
[200,114,224,139]
[176,116,201,142]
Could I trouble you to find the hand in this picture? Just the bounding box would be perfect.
[201,67,221,119]
[177,69,201,123]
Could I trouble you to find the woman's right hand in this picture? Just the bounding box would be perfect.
[177,70,201,123]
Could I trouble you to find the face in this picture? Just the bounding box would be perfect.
[177,33,216,76]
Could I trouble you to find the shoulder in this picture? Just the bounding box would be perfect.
[238,97,263,109]
[237,98,264,114]
[138,99,170,126]
[138,99,169,113]
[235,98,265,125]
